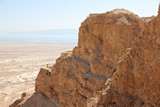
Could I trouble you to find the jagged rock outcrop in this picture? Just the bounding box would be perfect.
[9,93,27,107]
[10,7,160,107]
[110,12,160,107]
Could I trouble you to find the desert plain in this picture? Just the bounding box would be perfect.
[0,42,74,107]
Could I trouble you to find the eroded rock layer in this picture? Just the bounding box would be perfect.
[11,8,160,107]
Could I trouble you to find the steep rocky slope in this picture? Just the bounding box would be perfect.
[10,8,160,107]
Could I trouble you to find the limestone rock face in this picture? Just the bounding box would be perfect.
[11,8,160,107]
[22,93,57,107]
[111,14,160,107]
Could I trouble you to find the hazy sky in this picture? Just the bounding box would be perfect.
[0,0,159,33]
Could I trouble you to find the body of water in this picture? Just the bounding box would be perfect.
[0,34,78,44]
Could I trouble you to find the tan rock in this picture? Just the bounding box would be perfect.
[10,6,160,107]
[111,12,160,107]
[9,93,27,107]
[33,9,143,107]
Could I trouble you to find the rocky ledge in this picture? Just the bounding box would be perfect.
[10,7,160,107]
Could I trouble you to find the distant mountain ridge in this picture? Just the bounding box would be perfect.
[0,29,78,43]
[11,29,78,35]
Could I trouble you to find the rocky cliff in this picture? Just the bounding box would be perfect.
[10,8,160,107]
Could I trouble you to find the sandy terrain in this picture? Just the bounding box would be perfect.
[0,42,75,107]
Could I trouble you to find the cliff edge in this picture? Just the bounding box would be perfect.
[10,8,160,107]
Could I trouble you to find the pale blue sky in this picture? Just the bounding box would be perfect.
[0,0,159,33]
